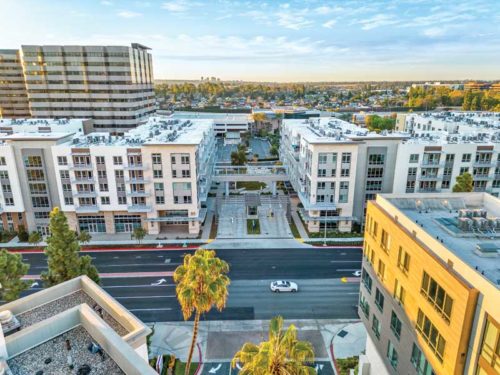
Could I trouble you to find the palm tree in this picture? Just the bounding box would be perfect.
[174,249,230,375]
[231,316,316,375]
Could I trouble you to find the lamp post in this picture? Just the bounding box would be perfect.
[323,210,328,246]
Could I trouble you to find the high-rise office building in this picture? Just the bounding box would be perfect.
[358,193,499,375]
[0,43,156,134]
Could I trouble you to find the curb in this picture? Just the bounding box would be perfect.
[8,246,200,254]
[194,342,203,375]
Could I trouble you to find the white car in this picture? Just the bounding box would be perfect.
[270,280,298,293]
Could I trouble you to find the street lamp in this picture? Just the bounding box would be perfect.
[323,210,328,246]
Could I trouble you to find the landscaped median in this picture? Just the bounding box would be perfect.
[246,219,261,235]
[149,354,198,375]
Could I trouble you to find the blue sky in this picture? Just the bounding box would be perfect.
[1,0,499,82]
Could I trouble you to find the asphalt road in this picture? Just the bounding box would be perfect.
[18,247,362,323]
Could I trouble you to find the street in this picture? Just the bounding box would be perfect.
[18,247,362,323]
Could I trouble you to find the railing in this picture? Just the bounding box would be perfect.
[127,204,152,212]
[69,163,93,170]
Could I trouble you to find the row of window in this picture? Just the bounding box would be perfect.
[409,152,498,164]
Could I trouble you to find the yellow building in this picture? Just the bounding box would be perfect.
[357,193,499,375]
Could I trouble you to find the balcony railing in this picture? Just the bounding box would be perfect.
[69,163,93,170]
[127,204,152,213]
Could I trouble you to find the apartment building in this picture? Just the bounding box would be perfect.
[51,117,215,236]
[0,49,30,118]
[280,118,407,232]
[0,43,156,134]
[0,119,90,233]
[358,193,499,375]
[0,276,155,374]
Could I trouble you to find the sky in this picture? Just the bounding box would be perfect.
[1,0,499,82]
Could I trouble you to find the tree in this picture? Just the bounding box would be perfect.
[231,316,316,375]
[453,172,473,192]
[0,249,29,302]
[174,249,230,375]
[252,112,266,123]
[132,226,146,244]
[17,225,29,242]
[270,145,279,157]
[78,231,92,245]
[28,231,42,246]
[41,207,99,286]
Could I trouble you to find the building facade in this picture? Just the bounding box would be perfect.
[0,43,156,134]
[358,193,499,375]
[0,49,30,118]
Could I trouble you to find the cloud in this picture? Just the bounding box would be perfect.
[356,14,399,30]
[117,10,142,18]
[101,0,112,5]
[322,19,337,29]
[161,0,200,12]
[422,27,447,38]
[276,12,314,30]
[314,5,343,15]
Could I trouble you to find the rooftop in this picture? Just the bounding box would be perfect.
[69,116,213,147]
[382,193,500,287]
[283,117,408,144]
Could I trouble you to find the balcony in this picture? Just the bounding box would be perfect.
[126,191,151,197]
[124,163,148,170]
[418,188,441,193]
[127,204,152,213]
[473,174,494,181]
[125,177,150,183]
[473,161,495,167]
[74,191,98,198]
[418,174,443,181]
[420,162,444,168]
[69,163,93,170]
[71,177,95,184]
[75,205,99,213]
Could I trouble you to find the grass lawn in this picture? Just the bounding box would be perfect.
[289,218,301,238]
[247,219,261,235]
[174,360,198,375]
[237,181,266,190]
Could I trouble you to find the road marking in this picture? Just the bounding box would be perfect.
[115,295,176,299]
[330,260,362,263]
[136,255,142,259]
[103,284,175,288]
[336,269,360,271]
[128,308,173,312]
[347,292,360,295]
[113,256,120,259]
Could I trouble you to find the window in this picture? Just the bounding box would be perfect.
[361,268,372,294]
[372,315,381,339]
[478,318,500,374]
[181,155,190,164]
[397,247,410,275]
[318,153,328,164]
[366,180,382,191]
[34,212,50,219]
[411,343,435,375]
[96,156,105,165]
[359,294,370,318]
[317,182,326,190]
[409,154,419,163]
[0,157,5,166]
[116,183,125,192]
[153,169,163,178]
[445,154,455,163]
[421,272,453,322]
[317,169,326,177]
[97,170,107,179]
[184,195,192,204]
[65,197,74,205]
[460,167,469,175]
[367,168,384,178]
[394,279,405,306]
[340,168,350,177]
[443,167,452,176]
[0,171,9,179]
[114,215,142,233]
[115,170,124,179]
[368,154,385,165]
[339,182,349,203]
[24,156,42,167]
[32,197,49,207]
[416,309,446,362]
[341,152,351,164]
[113,156,123,165]
[390,311,402,340]
[171,155,176,164]
[462,153,471,162]
[408,167,417,176]
[57,156,68,165]
[30,183,48,194]
[156,196,165,204]
[78,215,106,233]
[316,195,325,203]
[377,260,385,281]
[2,184,11,193]
[152,153,162,165]
[441,180,450,189]
[101,196,110,205]
[62,183,72,192]
[182,170,191,178]
[5,197,14,206]
[27,170,45,181]
[331,168,337,177]
[380,229,390,251]
[387,341,399,369]
[375,288,384,312]
[99,183,108,192]
[118,196,127,205]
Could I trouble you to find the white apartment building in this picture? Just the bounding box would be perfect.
[0,43,156,134]
[51,117,216,236]
[280,118,408,233]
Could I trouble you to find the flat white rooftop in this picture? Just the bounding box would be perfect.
[0,118,88,127]
[384,193,500,287]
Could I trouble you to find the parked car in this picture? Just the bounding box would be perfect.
[270,280,298,293]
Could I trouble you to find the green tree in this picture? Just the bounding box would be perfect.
[78,231,92,245]
[28,231,42,246]
[174,249,230,375]
[452,172,474,192]
[132,226,147,244]
[0,249,29,302]
[270,145,279,157]
[41,207,99,286]
[17,225,29,242]
[231,316,316,375]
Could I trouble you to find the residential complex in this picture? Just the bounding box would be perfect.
[0,116,215,235]
[281,112,500,232]
[0,43,156,134]
[358,193,499,375]
[0,276,155,374]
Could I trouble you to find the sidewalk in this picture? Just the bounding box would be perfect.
[291,209,309,239]
[149,318,364,374]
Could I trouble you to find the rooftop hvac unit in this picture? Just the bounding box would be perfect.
[458,209,472,218]
[457,217,473,231]
[488,217,500,230]
[473,217,488,230]
[472,209,487,218]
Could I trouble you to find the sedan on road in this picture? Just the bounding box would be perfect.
[270,280,298,293]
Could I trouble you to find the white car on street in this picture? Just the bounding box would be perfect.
[270,280,298,293]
